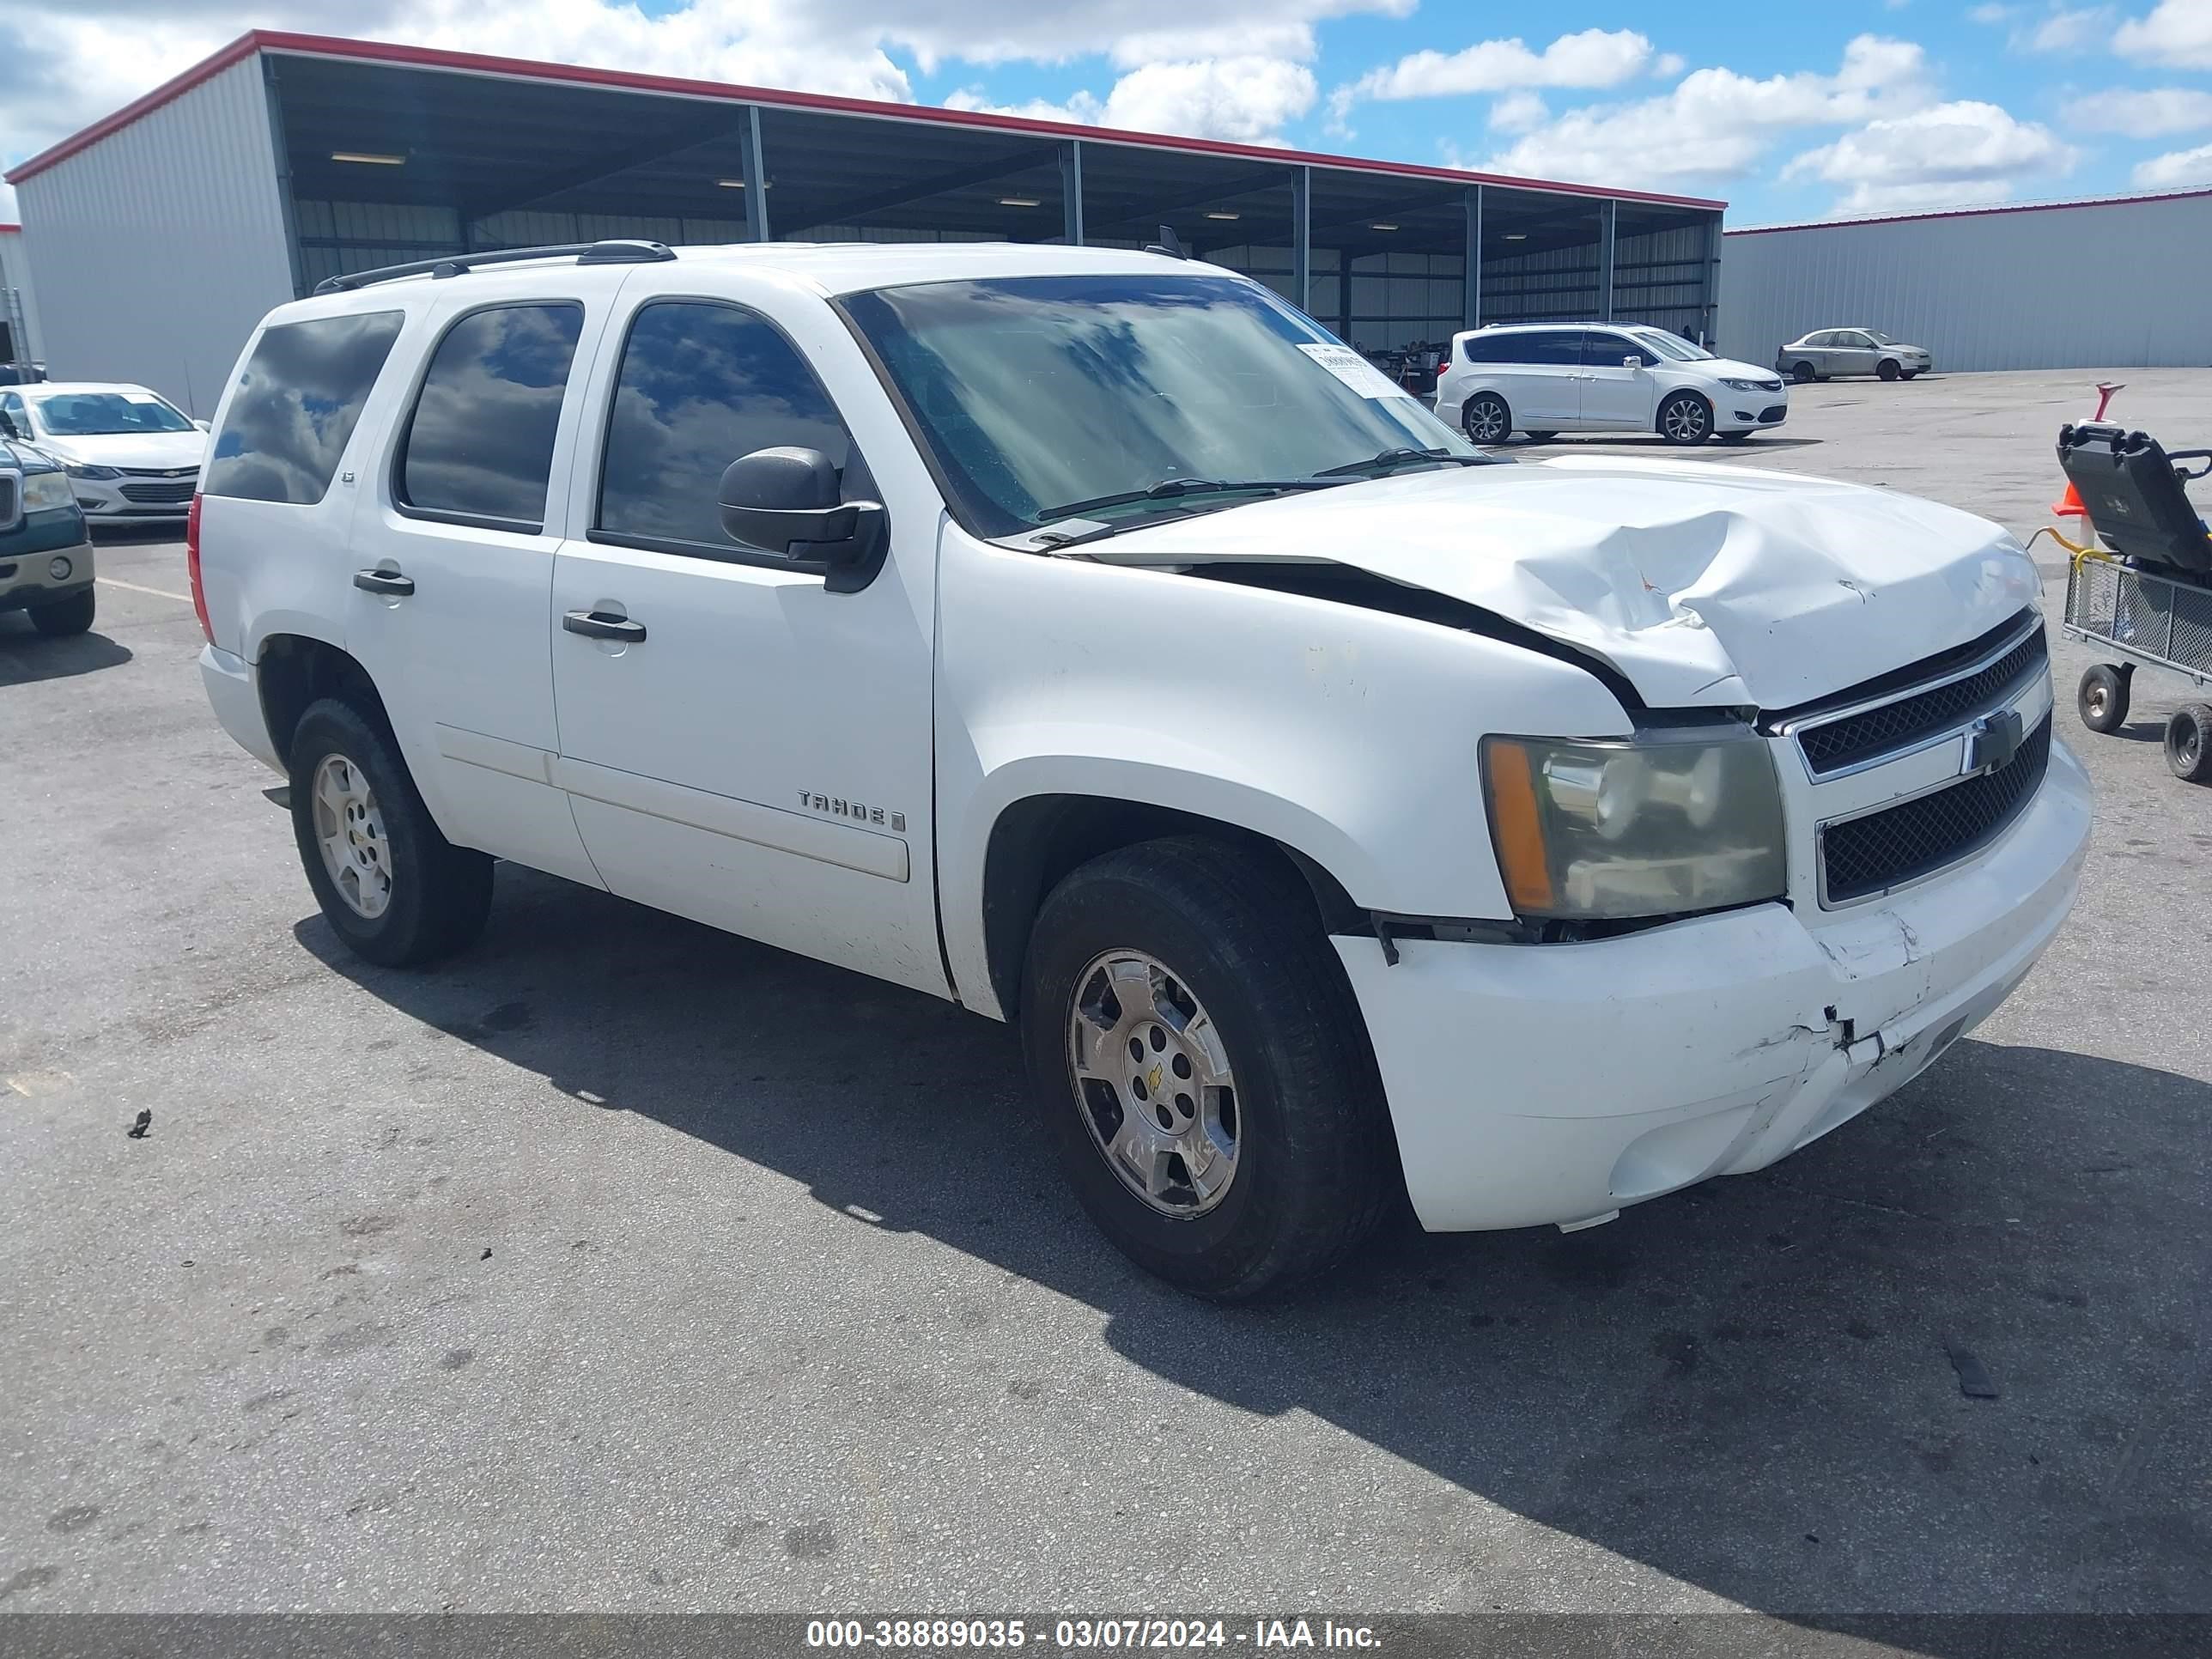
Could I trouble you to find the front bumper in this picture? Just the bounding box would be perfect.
[0,535,94,612]
[1339,736,2092,1232]
[70,473,197,520]
[1718,394,1789,432]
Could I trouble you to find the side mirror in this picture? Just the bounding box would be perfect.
[1622,355,1645,369]
[717,446,887,594]
[193,418,211,433]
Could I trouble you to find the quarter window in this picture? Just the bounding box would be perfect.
[597,301,854,552]
[204,311,404,505]
[396,302,584,531]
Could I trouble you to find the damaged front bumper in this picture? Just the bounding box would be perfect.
[1336,734,2093,1233]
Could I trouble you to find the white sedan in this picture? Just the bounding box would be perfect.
[0,381,207,522]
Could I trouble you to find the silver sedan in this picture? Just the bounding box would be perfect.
[1775,328,1932,383]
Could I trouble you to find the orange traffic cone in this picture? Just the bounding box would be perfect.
[2052,478,2087,520]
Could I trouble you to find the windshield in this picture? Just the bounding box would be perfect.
[842,273,1485,538]
[31,391,197,437]
[1626,327,1713,362]
[1863,329,1899,344]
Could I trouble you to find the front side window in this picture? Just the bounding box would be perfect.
[205,311,404,504]
[1625,327,1711,362]
[30,389,197,435]
[397,302,584,530]
[598,301,854,551]
[0,392,25,436]
[842,273,1480,538]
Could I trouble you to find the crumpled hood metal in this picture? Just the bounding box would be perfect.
[1089,454,2040,709]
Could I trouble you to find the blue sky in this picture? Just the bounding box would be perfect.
[9,1,2212,222]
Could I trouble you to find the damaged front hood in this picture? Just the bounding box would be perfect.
[1089,455,2040,709]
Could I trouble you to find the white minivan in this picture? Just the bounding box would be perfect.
[191,240,2085,1298]
[1437,322,1789,447]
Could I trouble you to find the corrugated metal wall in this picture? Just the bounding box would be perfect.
[15,56,294,414]
[1480,222,1714,341]
[1720,196,2212,372]
[0,229,44,363]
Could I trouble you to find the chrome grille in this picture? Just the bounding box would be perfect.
[1797,625,2047,775]
[1819,716,2051,905]
[0,472,17,526]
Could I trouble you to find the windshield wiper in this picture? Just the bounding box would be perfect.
[1313,446,1490,479]
[1035,475,1344,520]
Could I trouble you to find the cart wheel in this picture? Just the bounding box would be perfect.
[2077,664,2131,734]
[2166,704,2212,783]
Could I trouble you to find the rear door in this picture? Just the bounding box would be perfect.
[1500,330,1584,428]
[545,280,947,996]
[342,283,608,886]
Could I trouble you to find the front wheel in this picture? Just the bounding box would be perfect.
[1900,368,1922,380]
[28,587,95,636]
[1790,361,1816,384]
[1718,431,1753,444]
[2078,664,2130,734]
[288,697,494,966]
[1658,392,1712,446]
[2166,704,2212,783]
[1462,392,1512,445]
[1522,429,1559,443]
[1877,359,1902,382]
[1020,837,1397,1300]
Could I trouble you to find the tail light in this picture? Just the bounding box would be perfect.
[185,492,212,642]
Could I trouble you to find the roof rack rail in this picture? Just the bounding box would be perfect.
[313,239,677,295]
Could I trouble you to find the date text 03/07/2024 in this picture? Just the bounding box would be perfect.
[803,1617,1381,1649]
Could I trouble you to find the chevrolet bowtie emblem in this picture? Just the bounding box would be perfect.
[1962,708,2024,776]
[1147,1065,1163,1095]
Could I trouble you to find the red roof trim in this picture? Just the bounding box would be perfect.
[1725,186,2212,235]
[0,223,19,233]
[8,28,1727,211]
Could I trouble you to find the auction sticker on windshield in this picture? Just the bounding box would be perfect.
[1297,343,1412,398]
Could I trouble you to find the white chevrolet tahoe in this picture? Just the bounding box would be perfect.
[191,239,2090,1298]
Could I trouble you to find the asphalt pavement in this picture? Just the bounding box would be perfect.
[2,370,2207,1635]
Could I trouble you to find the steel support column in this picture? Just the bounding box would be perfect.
[1598,198,1617,321]
[743,106,771,241]
[1060,141,1085,245]
[1291,166,1311,313]
[1463,185,1483,330]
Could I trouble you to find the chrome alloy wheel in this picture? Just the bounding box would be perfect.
[1464,395,1509,444]
[1662,395,1710,442]
[312,752,393,919]
[1067,951,1241,1218]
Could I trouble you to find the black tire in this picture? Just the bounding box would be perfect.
[2166,704,2212,784]
[1718,431,1753,444]
[2077,664,2130,734]
[28,587,94,636]
[1463,392,1512,445]
[1877,359,1902,382]
[1657,391,1712,446]
[1900,368,1921,380]
[1790,361,1815,385]
[1019,836,1397,1301]
[1522,429,1559,443]
[287,697,493,967]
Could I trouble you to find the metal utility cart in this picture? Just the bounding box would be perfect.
[2055,422,2212,784]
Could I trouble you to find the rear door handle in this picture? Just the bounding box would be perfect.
[353,568,415,596]
[563,609,646,643]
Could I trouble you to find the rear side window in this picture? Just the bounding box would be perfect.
[204,311,404,504]
[596,300,853,552]
[396,302,585,532]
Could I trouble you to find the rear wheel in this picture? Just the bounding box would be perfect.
[1658,392,1712,446]
[1790,361,1816,384]
[2166,704,2212,783]
[1877,359,1902,382]
[2077,664,2131,734]
[28,588,94,636]
[1462,392,1512,445]
[1020,836,1396,1301]
[288,697,494,966]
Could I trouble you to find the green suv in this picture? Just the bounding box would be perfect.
[0,438,95,636]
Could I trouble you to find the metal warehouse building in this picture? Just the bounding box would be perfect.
[1721,189,2212,374]
[5,29,1723,417]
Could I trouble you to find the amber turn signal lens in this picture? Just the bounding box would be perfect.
[1483,738,1555,914]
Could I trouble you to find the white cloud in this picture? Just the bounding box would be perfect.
[1463,34,1935,191]
[1651,52,1686,77]
[1967,3,2014,21]
[2115,0,2212,68]
[2133,140,2212,187]
[2070,86,2212,136]
[1332,27,1654,128]
[1486,91,1549,134]
[950,55,1317,144]
[1782,100,2075,214]
[2024,6,2115,52]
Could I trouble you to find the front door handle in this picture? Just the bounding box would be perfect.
[353,568,415,596]
[563,609,646,643]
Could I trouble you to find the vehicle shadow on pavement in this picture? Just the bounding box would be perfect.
[0,623,131,684]
[300,866,2212,1632]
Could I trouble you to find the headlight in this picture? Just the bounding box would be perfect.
[1481,729,1786,921]
[62,460,122,481]
[1718,377,1769,392]
[21,471,75,511]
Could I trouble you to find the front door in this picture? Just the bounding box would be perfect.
[1576,330,1653,430]
[547,289,946,997]
[1834,331,1881,375]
